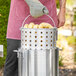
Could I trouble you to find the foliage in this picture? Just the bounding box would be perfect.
[74,52,76,63]
[73,12,76,26]
[66,36,76,46]
[59,56,63,66]
[57,34,76,66]
[66,0,74,6]
[56,0,59,8]
[57,34,68,50]
[0,0,11,68]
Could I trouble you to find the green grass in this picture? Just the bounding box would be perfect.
[0,0,11,68]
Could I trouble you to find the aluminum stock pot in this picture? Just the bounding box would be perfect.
[14,15,59,76]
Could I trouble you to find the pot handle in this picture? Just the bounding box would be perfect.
[21,15,56,28]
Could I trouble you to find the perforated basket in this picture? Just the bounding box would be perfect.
[20,15,58,50]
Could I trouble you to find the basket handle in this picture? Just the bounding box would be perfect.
[22,15,56,27]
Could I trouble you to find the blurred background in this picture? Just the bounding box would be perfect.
[0,0,76,76]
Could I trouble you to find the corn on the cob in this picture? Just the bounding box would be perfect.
[24,22,53,29]
[28,22,35,28]
[24,24,29,28]
[33,24,39,28]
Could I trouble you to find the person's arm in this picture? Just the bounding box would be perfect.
[59,0,66,9]
[24,0,49,18]
[58,0,66,27]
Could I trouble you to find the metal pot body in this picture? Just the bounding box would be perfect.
[18,48,59,76]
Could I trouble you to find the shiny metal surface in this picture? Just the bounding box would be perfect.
[17,48,59,76]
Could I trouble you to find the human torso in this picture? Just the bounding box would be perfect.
[7,0,58,40]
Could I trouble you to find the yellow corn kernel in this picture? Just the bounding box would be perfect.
[39,23,53,28]
[48,25,53,28]
[24,24,29,28]
[28,22,35,28]
[39,23,46,28]
[33,24,39,28]
[45,23,53,28]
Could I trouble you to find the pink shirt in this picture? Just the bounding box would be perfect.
[7,0,58,40]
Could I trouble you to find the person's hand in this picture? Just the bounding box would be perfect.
[25,0,49,18]
[58,8,65,28]
[30,4,49,18]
